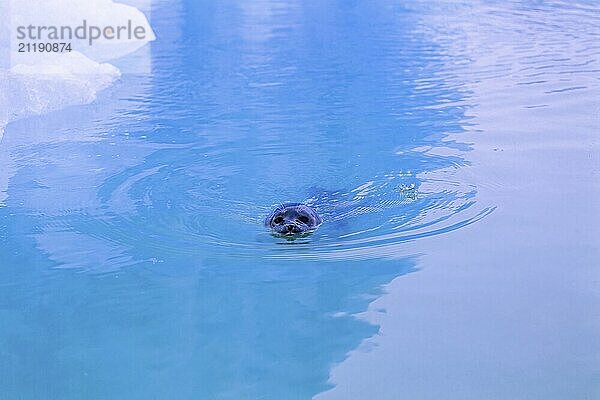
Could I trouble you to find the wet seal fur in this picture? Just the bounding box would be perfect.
[265,203,322,237]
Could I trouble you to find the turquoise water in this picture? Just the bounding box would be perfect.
[1,1,599,399]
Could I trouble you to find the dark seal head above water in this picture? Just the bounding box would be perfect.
[265,203,322,236]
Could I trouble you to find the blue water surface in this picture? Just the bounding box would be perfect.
[1,1,598,399]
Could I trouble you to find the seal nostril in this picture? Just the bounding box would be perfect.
[286,225,294,232]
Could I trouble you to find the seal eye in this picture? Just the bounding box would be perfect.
[273,216,284,225]
[297,215,309,224]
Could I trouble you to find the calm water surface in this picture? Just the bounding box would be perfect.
[0,1,598,399]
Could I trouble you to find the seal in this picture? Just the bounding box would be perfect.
[265,203,322,236]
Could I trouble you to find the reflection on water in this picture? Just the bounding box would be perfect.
[2,0,491,268]
[1,0,597,399]
[0,1,469,397]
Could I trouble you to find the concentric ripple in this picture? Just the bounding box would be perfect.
[41,150,493,265]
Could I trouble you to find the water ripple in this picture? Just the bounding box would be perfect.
[37,158,493,265]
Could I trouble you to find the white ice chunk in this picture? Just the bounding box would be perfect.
[0,0,154,138]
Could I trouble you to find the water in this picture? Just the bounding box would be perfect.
[1,1,598,399]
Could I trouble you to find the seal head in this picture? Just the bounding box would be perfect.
[265,203,322,236]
